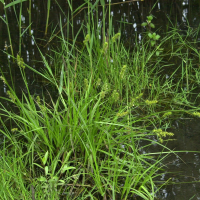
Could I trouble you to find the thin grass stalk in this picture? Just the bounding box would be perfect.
[3,2,14,60]
[71,0,74,47]
[100,0,106,45]
[186,49,189,92]
[86,1,93,73]
[28,0,31,35]
[18,0,23,55]
[45,0,51,36]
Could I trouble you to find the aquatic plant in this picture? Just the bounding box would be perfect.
[1,0,200,199]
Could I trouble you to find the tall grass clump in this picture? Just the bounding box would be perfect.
[1,0,200,199]
[0,53,169,199]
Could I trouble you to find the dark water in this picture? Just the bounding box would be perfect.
[140,118,200,199]
[1,0,200,199]
[163,119,200,200]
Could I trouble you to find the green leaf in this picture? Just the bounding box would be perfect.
[45,166,48,176]
[155,35,160,40]
[33,163,43,169]
[63,150,73,164]
[141,22,147,27]
[58,180,65,186]
[61,165,75,174]
[59,180,65,184]
[151,40,156,46]
[100,0,105,6]
[91,0,100,11]
[49,176,59,182]
[152,33,158,40]
[5,0,27,8]
[38,176,47,182]
[58,63,64,95]
[42,151,48,166]
[148,33,152,38]
[156,51,160,56]
[0,16,7,24]
[21,23,32,37]
[150,23,155,28]
[66,0,72,11]
[147,15,153,21]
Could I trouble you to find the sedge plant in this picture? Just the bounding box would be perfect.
[1,0,200,199]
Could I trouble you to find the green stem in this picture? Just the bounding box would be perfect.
[19,0,22,55]
[4,6,14,60]
[29,0,32,36]
[45,0,51,36]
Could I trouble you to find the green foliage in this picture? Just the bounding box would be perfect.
[1,1,200,199]
[147,15,153,22]
[35,150,76,199]
[4,0,28,8]
[17,54,25,69]
[142,15,163,55]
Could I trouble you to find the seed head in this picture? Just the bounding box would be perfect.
[83,34,90,45]
[112,33,121,43]
[145,99,158,105]
[120,65,127,79]
[111,90,119,102]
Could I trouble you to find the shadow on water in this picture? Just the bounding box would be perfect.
[1,0,200,199]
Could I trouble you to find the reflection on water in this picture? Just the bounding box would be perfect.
[139,118,200,199]
[0,0,200,199]
[158,118,200,199]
